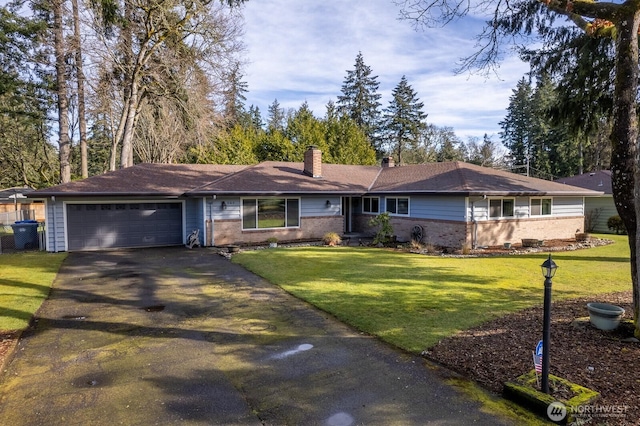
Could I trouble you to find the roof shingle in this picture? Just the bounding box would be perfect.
[29,161,601,198]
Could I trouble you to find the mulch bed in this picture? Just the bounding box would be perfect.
[424,292,639,425]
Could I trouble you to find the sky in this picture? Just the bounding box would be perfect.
[241,0,530,141]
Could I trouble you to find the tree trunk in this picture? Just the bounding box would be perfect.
[53,0,71,183]
[72,0,88,178]
[119,81,138,168]
[610,11,639,338]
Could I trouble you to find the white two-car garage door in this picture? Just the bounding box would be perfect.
[66,202,183,251]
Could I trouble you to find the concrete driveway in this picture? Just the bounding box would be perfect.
[0,248,514,425]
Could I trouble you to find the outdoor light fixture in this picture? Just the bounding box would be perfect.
[541,254,558,279]
[540,254,558,394]
[325,200,331,208]
[221,201,227,210]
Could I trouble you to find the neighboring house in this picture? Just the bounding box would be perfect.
[0,187,45,224]
[557,171,616,233]
[29,147,600,252]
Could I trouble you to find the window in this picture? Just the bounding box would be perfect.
[363,197,380,214]
[242,198,300,229]
[489,198,514,219]
[385,197,409,215]
[531,198,552,216]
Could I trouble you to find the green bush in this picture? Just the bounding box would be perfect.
[607,215,626,234]
[369,212,393,245]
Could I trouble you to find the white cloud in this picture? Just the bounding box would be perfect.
[241,0,529,139]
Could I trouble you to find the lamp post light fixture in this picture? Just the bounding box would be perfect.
[540,254,558,394]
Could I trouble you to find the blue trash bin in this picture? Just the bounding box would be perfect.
[12,220,39,250]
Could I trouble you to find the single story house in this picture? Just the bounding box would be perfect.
[557,171,615,233]
[29,147,601,252]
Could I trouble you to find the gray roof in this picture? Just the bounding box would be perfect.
[30,161,601,198]
[556,170,612,194]
[370,162,600,196]
[0,187,35,202]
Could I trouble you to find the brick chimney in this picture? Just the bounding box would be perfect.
[382,157,395,168]
[304,145,322,178]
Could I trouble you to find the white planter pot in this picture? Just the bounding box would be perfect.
[586,302,625,331]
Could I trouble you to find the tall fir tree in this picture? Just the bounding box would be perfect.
[499,78,534,175]
[336,52,382,154]
[267,99,286,132]
[382,76,427,165]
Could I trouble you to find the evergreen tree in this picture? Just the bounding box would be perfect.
[285,102,329,161]
[222,62,248,127]
[382,76,427,165]
[324,101,377,165]
[267,99,286,132]
[336,52,382,154]
[499,78,534,175]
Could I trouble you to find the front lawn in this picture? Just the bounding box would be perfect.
[233,235,631,353]
[0,252,67,331]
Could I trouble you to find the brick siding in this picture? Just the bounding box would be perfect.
[213,216,344,245]
[353,214,584,249]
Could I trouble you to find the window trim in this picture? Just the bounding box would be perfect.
[530,197,552,216]
[241,197,301,230]
[385,197,410,216]
[362,196,380,214]
[488,198,515,219]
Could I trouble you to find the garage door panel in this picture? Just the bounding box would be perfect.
[67,203,183,251]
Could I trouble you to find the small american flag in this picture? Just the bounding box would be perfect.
[533,352,542,373]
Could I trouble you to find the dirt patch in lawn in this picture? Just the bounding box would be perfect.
[424,292,639,425]
[0,331,20,371]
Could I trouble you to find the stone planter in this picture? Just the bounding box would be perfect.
[227,245,240,253]
[521,238,541,248]
[504,370,600,424]
[503,242,512,249]
[575,232,590,242]
[269,242,278,248]
[586,302,625,331]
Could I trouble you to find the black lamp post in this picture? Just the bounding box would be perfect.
[540,254,558,394]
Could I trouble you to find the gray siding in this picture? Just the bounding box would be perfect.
[585,196,617,233]
[185,198,202,240]
[553,197,584,217]
[301,196,340,217]
[209,197,240,221]
[408,195,466,220]
[468,196,584,221]
[47,200,66,252]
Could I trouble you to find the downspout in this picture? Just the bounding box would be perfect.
[207,195,216,247]
[471,200,477,250]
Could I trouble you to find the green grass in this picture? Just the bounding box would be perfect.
[0,252,67,331]
[233,234,631,353]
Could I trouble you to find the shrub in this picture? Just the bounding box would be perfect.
[607,215,626,235]
[461,242,471,255]
[584,208,602,232]
[408,239,423,250]
[322,232,342,246]
[368,212,393,245]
